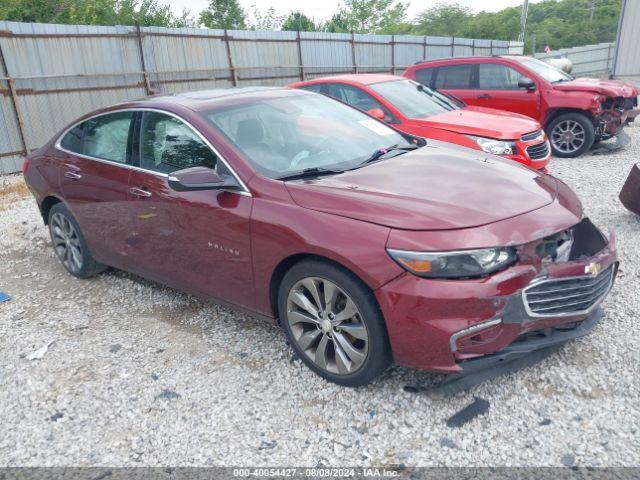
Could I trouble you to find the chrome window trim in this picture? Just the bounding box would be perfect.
[521,264,615,318]
[54,107,252,197]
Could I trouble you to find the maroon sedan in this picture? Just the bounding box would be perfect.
[23,87,617,387]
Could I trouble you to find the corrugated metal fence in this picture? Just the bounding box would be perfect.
[535,42,615,78]
[613,0,640,83]
[0,21,524,174]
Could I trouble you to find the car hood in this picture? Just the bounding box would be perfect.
[552,77,639,97]
[415,106,540,140]
[285,142,557,231]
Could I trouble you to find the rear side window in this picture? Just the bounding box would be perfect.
[60,125,83,153]
[323,83,397,123]
[415,68,434,87]
[434,64,474,89]
[60,112,134,164]
[478,64,523,89]
[139,111,218,174]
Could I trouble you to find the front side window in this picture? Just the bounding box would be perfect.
[139,112,218,174]
[415,68,434,87]
[513,57,573,83]
[323,84,396,123]
[435,64,474,89]
[370,79,458,118]
[203,92,413,179]
[60,111,133,163]
[478,64,524,89]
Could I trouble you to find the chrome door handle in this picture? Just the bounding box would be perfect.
[477,94,491,100]
[64,170,82,180]
[130,187,152,198]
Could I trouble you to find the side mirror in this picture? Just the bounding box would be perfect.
[168,166,239,192]
[367,108,386,121]
[518,77,536,90]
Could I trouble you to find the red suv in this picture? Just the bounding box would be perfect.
[24,88,617,387]
[404,55,639,158]
[290,74,550,171]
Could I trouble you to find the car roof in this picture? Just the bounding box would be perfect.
[409,55,530,68]
[293,73,403,87]
[113,86,312,112]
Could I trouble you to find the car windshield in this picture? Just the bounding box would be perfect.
[370,79,459,118]
[516,57,573,83]
[202,92,414,179]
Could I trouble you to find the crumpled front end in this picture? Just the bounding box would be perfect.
[595,95,640,139]
[375,214,617,373]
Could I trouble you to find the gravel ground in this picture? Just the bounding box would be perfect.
[1,127,639,468]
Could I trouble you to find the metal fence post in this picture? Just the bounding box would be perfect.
[224,29,238,86]
[296,30,305,80]
[472,39,475,56]
[451,36,455,57]
[351,31,358,73]
[490,40,494,56]
[423,36,427,61]
[390,35,395,74]
[0,41,28,155]
[135,23,152,95]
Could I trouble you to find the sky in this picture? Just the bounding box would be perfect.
[169,0,540,23]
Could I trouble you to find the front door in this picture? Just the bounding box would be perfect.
[126,110,253,307]
[57,111,136,269]
[474,62,540,120]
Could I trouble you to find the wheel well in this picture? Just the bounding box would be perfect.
[269,253,367,322]
[40,196,61,224]
[544,108,596,129]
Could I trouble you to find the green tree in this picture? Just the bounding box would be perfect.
[410,0,621,53]
[0,0,194,27]
[199,0,246,29]
[247,5,285,30]
[411,3,472,37]
[281,11,317,32]
[338,0,409,34]
[324,12,349,33]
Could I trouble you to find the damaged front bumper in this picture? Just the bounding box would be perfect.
[596,106,640,138]
[376,219,618,377]
[428,306,604,396]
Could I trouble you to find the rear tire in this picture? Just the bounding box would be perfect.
[278,259,391,387]
[547,113,595,158]
[48,203,107,279]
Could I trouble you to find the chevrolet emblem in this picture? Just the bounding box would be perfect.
[585,262,602,276]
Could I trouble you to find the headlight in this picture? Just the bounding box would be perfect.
[386,247,518,279]
[470,136,517,155]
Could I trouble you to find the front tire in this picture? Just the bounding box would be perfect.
[547,113,595,158]
[48,203,107,278]
[278,259,391,387]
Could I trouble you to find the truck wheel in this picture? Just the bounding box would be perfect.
[547,113,595,158]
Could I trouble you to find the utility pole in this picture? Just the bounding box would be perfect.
[518,0,529,43]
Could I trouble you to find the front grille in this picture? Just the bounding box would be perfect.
[526,141,550,160]
[523,264,614,317]
[521,129,543,141]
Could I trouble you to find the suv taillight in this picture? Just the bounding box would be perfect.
[21,157,30,176]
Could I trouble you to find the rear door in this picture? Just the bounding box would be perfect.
[475,62,540,119]
[433,63,477,105]
[126,110,253,306]
[57,111,136,269]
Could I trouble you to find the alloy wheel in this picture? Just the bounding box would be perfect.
[286,277,369,375]
[50,212,84,273]
[551,119,586,154]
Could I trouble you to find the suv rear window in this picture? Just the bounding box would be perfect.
[434,64,474,89]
